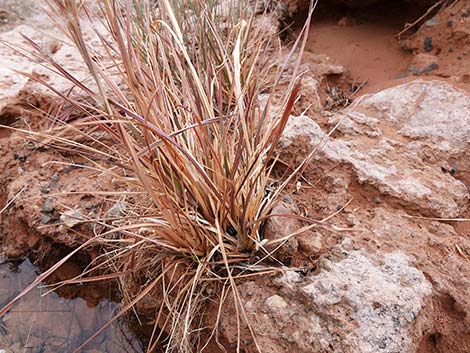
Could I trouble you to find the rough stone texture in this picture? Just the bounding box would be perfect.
[303,250,432,353]
[263,196,300,262]
[279,80,470,218]
[352,207,470,353]
[359,81,470,154]
[219,241,433,353]
[0,2,110,111]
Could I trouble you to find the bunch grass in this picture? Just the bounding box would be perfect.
[1,0,317,351]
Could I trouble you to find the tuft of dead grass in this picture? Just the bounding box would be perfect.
[1,0,320,351]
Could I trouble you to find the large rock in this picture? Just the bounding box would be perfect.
[278,80,470,218]
[0,2,110,112]
[353,207,470,352]
[219,241,433,353]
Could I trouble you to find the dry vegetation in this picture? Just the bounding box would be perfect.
[1,0,318,352]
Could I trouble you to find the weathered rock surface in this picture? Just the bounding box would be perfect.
[355,207,470,353]
[0,1,110,112]
[263,196,300,262]
[279,80,470,218]
[220,241,433,353]
[272,78,470,352]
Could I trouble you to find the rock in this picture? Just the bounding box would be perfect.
[219,242,433,353]
[41,198,55,213]
[359,80,469,156]
[352,207,470,351]
[263,196,300,262]
[408,54,438,75]
[0,3,110,111]
[424,36,433,52]
[302,251,433,352]
[303,52,346,76]
[265,295,288,310]
[40,213,52,224]
[105,201,126,219]
[278,80,469,218]
[297,230,323,254]
[425,17,440,27]
[60,209,85,228]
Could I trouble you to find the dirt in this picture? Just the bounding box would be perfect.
[303,0,470,95]
[0,0,469,352]
[305,5,414,94]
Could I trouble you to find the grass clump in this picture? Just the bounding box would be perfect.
[1,0,316,351]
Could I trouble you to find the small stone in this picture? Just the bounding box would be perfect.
[421,63,438,74]
[263,200,300,262]
[106,202,126,219]
[41,199,54,213]
[303,52,346,76]
[40,214,52,224]
[423,37,433,52]
[297,231,323,254]
[396,72,408,79]
[425,17,439,27]
[13,153,26,162]
[265,295,288,310]
[60,209,85,228]
[408,66,420,75]
[346,214,359,227]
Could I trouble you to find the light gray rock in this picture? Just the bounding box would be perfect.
[60,209,86,228]
[359,80,470,153]
[219,242,433,353]
[279,115,467,217]
[303,250,432,353]
[278,80,470,217]
[0,4,113,111]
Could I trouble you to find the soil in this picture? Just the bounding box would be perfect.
[306,3,415,94]
[0,0,469,352]
[304,0,470,94]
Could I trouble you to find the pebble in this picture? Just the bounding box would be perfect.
[41,199,54,213]
[408,54,439,75]
[60,209,85,227]
[265,295,288,310]
[40,214,52,224]
[424,37,433,52]
[425,17,439,27]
